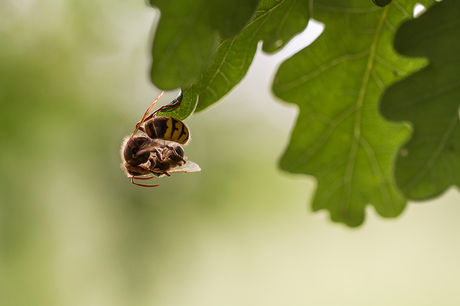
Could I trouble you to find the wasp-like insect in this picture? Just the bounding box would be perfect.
[121,91,200,187]
[131,91,190,145]
[149,142,200,177]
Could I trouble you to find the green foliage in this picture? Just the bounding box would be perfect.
[273,1,428,226]
[148,0,459,226]
[193,0,310,113]
[373,0,392,8]
[151,0,310,119]
[149,0,259,90]
[4,1,460,304]
[380,0,460,200]
[156,85,199,120]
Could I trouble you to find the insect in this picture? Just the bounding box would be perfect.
[121,91,200,187]
[122,142,200,187]
[149,142,201,177]
[131,91,190,145]
[121,135,162,187]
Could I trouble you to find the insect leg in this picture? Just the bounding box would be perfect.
[142,90,183,122]
[131,176,160,187]
[131,91,165,138]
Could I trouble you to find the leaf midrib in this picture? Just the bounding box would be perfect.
[341,5,391,211]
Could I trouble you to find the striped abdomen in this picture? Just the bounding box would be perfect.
[145,116,190,144]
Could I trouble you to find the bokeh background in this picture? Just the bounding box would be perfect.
[1,1,460,305]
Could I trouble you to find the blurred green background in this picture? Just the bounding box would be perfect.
[1,1,460,305]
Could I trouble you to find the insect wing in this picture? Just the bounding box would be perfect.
[168,160,201,173]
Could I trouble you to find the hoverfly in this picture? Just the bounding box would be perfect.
[121,91,200,187]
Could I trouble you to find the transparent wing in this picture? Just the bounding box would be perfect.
[168,160,201,173]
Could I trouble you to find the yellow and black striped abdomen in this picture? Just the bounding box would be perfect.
[145,116,190,144]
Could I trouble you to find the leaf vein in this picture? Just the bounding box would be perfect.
[384,19,396,33]
[276,50,370,93]
[359,136,394,215]
[341,5,390,211]
[374,55,408,76]
[204,39,237,93]
[371,70,385,91]
[402,114,459,192]
[314,4,381,14]
[272,0,297,42]
[391,0,411,18]
[291,104,358,167]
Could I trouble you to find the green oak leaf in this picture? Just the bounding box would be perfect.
[194,0,310,112]
[158,0,310,119]
[156,85,199,121]
[148,0,259,90]
[209,0,260,39]
[273,0,434,226]
[380,0,460,200]
[373,0,392,8]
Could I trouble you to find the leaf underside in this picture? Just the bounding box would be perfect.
[148,0,456,227]
[273,0,435,226]
[150,0,310,120]
[149,0,259,90]
[191,0,311,115]
[380,0,460,200]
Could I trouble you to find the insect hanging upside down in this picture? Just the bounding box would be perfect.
[121,90,200,187]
